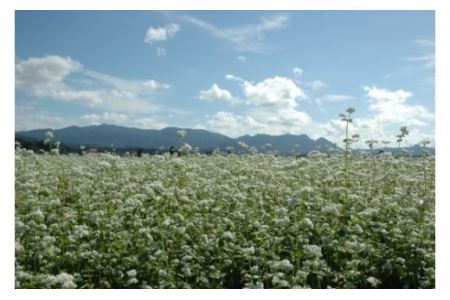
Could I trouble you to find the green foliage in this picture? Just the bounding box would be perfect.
[15,147,435,289]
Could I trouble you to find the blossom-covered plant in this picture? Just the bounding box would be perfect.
[15,142,435,289]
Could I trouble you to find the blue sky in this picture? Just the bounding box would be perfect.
[15,10,435,147]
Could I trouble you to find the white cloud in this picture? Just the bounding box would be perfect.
[321,86,434,148]
[237,55,246,62]
[225,74,244,83]
[364,86,434,126]
[315,94,354,108]
[16,55,82,90]
[80,112,128,125]
[156,47,167,56]
[403,54,435,69]
[83,70,170,93]
[206,112,267,137]
[301,80,327,90]
[15,105,68,131]
[144,23,180,44]
[181,14,289,52]
[16,55,169,113]
[15,55,92,103]
[237,76,306,108]
[207,75,311,137]
[321,94,355,102]
[141,79,171,90]
[251,108,311,129]
[199,84,233,102]
[403,39,435,69]
[206,108,312,138]
[134,117,167,129]
[364,86,412,105]
[48,90,104,106]
[292,67,303,76]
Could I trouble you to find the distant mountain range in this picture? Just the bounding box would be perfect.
[15,124,338,155]
[15,124,434,155]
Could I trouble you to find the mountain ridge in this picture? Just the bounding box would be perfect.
[15,124,338,154]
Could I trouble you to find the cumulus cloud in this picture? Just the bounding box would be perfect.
[249,107,311,131]
[206,108,312,138]
[16,55,169,113]
[236,76,306,108]
[292,67,303,76]
[144,23,180,44]
[237,55,246,62]
[15,55,102,106]
[205,75,312,137]
[364,86,434,126]
[80,112,128,125]
[364,86,412,105]
[321,86,434,148]
[134,117,168,129]
[181,14,289,52]
[321,118,385,148]
[266,109,311,127]
[15,55,88,101]
[199,84,233,102]
[227,74,310,108]
[206,112,267,137]
[16,55,82,89]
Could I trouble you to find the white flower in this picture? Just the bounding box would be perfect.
[32,208,45,222]
[45,131,54,140]
[321,205,340,216]
[238,141,249,149]
[353,224,364,234]
[242,246,255,256]
[179,143,192,154]
[177,129,187,139]
[303,245,322,258]
[288,195,300,207]
[158,269,167,277]
[42,131,54,145]
[367,276,381,287]
[47,272,77,288]
[272,259,294,272]
[272,273,289,287]
[127,269,137,277]
[300,217,314,229]
[221,231,234,240]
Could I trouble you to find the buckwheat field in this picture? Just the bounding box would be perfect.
[15,146,435,288]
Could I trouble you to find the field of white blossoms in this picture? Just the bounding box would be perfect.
[15,146,435,289]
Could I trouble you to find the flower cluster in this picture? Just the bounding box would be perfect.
[15,147,435,288]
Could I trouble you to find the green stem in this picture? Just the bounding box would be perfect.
[344,114,350,189]
[422,149,427,195]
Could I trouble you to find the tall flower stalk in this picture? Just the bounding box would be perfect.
[396,126,409,157]
[339,107,356,188]
[365,139,378,197]
[419,139,431,195]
